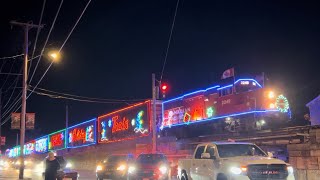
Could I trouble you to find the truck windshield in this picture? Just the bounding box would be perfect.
[216,144,267,158]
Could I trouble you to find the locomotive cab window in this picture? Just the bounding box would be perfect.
[235,80,260,93]
[219,87,232,97]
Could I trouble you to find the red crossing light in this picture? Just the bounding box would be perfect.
[161,84,168,91]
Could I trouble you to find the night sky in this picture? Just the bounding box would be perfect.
[0,0,319,150]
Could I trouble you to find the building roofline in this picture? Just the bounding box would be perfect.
[306,95,320,107]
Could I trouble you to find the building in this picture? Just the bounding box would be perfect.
[306,95,320,125]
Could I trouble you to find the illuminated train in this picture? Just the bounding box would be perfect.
[5,77,290,158]
[160,78,291,136]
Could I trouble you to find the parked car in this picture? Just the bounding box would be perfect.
[41,156,79,180]
[178,142,295,180]
[129,153,170,180]
[96,154,135,180]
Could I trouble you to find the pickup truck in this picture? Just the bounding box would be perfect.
[177,142,295,180]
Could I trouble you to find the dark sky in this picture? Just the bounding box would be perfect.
[0,0,320,149]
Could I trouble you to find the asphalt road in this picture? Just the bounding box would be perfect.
[0,168,96,180]
[0,168,178,180]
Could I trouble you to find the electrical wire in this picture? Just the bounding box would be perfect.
[59,0,92,52]
[0,54,24,60]
[28,0,92,101]
[160,0,180,83]
[1,91,21,118]
[32,86,146,102]
[29,0,64,84]
[1,102,20,126]
[29,0,47,77]
[32,90,131,104]
[0,57,17,89]
[3,81,20,109]
[1,0,92,127]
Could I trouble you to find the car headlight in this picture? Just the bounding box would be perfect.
[128,166,135,174]
[287,166,294,174]
[117,164,126,171]
[66,162,72,168]
[96,165,103,171]
[159,166,168,174]
[15,161,21,165]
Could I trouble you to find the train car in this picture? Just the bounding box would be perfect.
[160,77,290,137]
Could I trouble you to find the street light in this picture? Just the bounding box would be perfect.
[48,50,61,63]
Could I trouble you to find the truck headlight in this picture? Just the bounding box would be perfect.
[287,166,294,174]
[117,164,126,171]
[96,165,103,171]
[230,167,242,175]
[159,166,168,174]
[66,162,72,168]
[230,166,247,175]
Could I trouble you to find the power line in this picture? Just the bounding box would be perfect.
[1,103,20,126]
[32,86,146,102]
[1,92,21,122]
[0,54,24,60]
[28,0,92,101]
[0,55,19,90]
[32,90,132,104]
[160,0,180,83]
[0,73,22,76]
[59,0,92,51]
[29,0,64,84]
[3,80,20,109]
[1,0,92,127]
[29,0,47,77]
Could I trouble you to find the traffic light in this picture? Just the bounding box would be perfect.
[161,84,168,98]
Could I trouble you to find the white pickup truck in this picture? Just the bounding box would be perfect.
[177,142,295,180]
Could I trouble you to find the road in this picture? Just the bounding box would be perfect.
[0,167,178,180]
[0,168,96,180]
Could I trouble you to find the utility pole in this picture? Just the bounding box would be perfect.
[16,134,19,146]
[66,102,69,151]
[152,74,157,153]
[10,21,43,180]
[0,90,2,151]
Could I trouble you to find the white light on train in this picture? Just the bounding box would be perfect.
[268,91,275,99]
[269,103,275,109]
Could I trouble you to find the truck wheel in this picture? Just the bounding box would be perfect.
[217,174,227,180]
[180,171,188,180]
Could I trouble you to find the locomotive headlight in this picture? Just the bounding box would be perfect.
[269,103,275,109]
[268,91,275,99]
